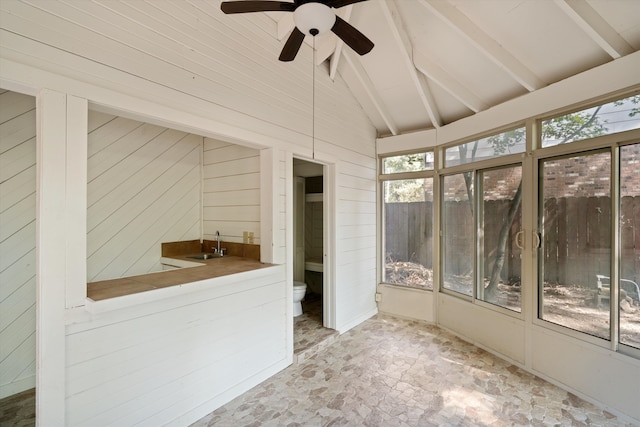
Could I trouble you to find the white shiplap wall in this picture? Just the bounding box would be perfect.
[202,137,260,244]
[0,90,36,398]
[66,266,286,426]
[335,157,378,331]
[86,111,202,282]
[0,0,377,423]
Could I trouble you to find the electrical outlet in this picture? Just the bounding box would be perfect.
[375,292,382,302]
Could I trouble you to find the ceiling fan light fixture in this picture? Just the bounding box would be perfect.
[294,2,336,36]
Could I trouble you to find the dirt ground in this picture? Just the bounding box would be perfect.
[542,284,640,348]
[385,261,640,349]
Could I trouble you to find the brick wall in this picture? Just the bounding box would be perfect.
[442,143,640,200]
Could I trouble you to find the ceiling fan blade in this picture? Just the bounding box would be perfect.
[325,0,368,8]
[279,27,305,61]
[331,16,374,56]
[221,1,296,14]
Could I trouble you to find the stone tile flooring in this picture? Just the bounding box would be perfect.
[294,293,339,363]
[0,388,35,427]
[2,312,635,426]
[193,314,635,427]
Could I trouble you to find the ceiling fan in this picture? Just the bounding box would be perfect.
[220,0,374,61]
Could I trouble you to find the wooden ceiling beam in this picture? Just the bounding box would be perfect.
[328,5,352,80]
[554,0,634,59]
[266,12,293,41]
[413,49,487,113]
[418,0,545,92]
[343,49,399,136]
[379,0,442,128]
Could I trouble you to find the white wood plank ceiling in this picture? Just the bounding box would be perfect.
[5,0,639,139]
[272,0,640,136]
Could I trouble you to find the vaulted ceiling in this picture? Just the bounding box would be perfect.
[3,0,638,141]
[263,0,640,137]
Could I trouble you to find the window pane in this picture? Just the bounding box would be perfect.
[445,127,526,167]
[539,151,611,340]
[478,166,522,312]
[620,143,640,350]
[382,152,434,174]
[383,178,433,290]
[542,94,640,147]
[442,173,474,296]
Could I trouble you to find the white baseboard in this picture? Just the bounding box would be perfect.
[166,357,292,427]
[337,307,378,334]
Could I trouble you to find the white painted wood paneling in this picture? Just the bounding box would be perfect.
[0,1,378,424]
[65,267,287,426]
[531,327,640,422]
[36,89,69,424]
[377,284,435,323]
[333,157,378,332]
[0,90,36,399]
[86,112,201,282]
[438,293,526,364]
[202,137,261,244]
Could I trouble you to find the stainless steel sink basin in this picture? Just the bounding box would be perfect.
[187,253,222,260]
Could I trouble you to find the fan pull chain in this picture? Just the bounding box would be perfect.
[312,36,316,160]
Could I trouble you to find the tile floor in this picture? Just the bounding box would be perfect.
[294,293,339,363]
[2,309,636,426]
[0,292,335,427]
[193,314,635,427]
[0,388,35,427]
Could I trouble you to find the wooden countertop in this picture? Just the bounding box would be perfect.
[87,255,273,301]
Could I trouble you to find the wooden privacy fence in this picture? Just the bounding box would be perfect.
[385,201,434,269]
[385,196,640,288]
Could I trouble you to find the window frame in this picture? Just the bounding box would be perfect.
[535,147,614,346]
[376,88,640,360]
[539,91,640,149]
[437,124,529,319]
[617,140,640,359]
[379,150,436,291]
[438,162,526,319]
[532,119,640,356]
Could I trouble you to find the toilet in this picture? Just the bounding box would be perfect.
[293,281,307,317]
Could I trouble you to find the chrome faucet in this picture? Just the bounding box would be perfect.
[215,230,221,254]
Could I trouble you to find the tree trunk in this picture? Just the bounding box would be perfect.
[484,182,523,299]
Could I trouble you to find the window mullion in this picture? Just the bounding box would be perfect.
[611,145,620,352]
[475,169,482,303]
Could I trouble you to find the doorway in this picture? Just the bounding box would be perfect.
[292,158,337,361]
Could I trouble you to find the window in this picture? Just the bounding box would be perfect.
[382,152,433,174]
[380,151,434,290]
[538,150,612,340]
[441,165,524,311]
[382,178,434,290]
[441,127,526,304]
[442,173,474,296]
[619,142,640,351]
[541,94,640,148]
[478,165,523,312]
[444,126,526,167]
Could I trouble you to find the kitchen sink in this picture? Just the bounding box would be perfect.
[187,253,222,260]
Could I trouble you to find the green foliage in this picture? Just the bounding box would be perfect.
[614,94,640,117]
[382,153,433,203]
[541,106,606,144]
[384,179,427,203]
[383,152,432,174]
[487,128,525,155]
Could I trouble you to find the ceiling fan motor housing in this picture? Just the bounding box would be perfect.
[294,2,336,36]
